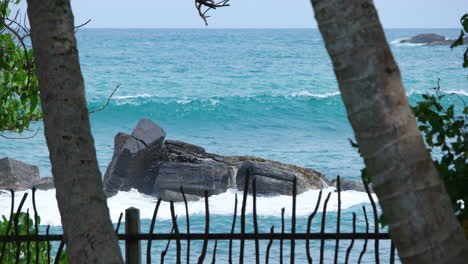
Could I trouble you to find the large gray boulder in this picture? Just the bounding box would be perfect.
[33,177,55,191]
[154,162,231,201]
[330,178,371,193]
[0,157,40,191]
[103,119,330,201]
[103,119,166,196]
[236,161,328,196]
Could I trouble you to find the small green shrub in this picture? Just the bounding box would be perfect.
[0,213,67,263]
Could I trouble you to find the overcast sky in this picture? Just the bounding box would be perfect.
[17,0,468,28]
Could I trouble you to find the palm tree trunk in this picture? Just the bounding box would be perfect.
[309,0,468,263]
[26,1,123,263]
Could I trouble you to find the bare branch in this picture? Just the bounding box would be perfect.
[89,84,121,114]
[0,128,40,140]
[74,19,91,33]
[195,0,230,26]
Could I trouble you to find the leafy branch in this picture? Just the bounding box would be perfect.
[450,13,468,68]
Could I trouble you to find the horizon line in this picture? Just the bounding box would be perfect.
[78,26,460,30]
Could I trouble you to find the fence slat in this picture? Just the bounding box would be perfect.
[358,206,370,264]
[26,210,31,264]
[345,212,357,264]
[32,188,39,264]
[334,176,341,264]
[54,240,65,264]
[197,191,210,264]
[0,178,397,264]
[181,186,191,264]
[291,177,297,264]
[280,207,285,264]
[265,226,274,264]
[125,207,141,264]
[211,240,218,264]
[320,192,332,264]
[253,178,260,264]
[115,212,123,234]
[239,169,250,264]
[46,225,50,264]
[170,201,182,264]
[14,193,28,264]
[228,193,238,264]
[364,183,380,264]
[306,190,323,264]
[147,199,161,264]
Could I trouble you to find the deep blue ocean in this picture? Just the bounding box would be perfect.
[1,28,467,263]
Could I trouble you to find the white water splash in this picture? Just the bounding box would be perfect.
[0,188,376,226]
[290,91,340,98]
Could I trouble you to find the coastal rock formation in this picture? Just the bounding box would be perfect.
[103,119,166,196]
[103,119,330,201]
[400,33,445,44]
[33,177,55,191]
[330,178,372,193]
[236,161,328,196]
[0,157,40,191]
[400,33,468,46]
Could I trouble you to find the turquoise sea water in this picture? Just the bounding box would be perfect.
[1,28,467,262]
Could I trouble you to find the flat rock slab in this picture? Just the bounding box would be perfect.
[236,161,328,196]
[155,162,231,202]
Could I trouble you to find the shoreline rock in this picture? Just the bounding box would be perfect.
[0,157,40,191]
[103,119,330,201]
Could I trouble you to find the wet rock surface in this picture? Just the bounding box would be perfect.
[103,119,331,201]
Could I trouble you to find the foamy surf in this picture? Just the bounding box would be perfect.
[0,188,376,227]
[390,38,426,46]
[290,91,340,98]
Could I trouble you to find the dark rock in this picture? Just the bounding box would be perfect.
[400,33,445,44]
[103,119,166,196]
[103,120,330,200]
[400,34,468,46]
[33,177,54,190]
[330,178,372,193]
[0,157,40,191]
[154,162,231,201]
[236,161,329,196]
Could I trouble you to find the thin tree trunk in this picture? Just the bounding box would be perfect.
[309,0,468,263]
[26,1,123,263]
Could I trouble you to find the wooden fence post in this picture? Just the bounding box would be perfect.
[126,207,141,264]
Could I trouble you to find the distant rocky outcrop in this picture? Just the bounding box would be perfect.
[399,33,468,46]
[103,119,330,201]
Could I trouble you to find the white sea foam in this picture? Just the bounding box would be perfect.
[290,91,340,98]
[0,188,376,226]
[390,38,426,46]
[114,94,153,100]
[444,90,468,96]
[176,98,192,104]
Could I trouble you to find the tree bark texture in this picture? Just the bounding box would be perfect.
[26,1,123,263]
[309,0,468,263]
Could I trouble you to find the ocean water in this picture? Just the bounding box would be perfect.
[1,28,467,262]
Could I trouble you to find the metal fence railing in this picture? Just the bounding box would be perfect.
[0,173,396,264]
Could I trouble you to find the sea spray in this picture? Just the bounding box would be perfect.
[0,188,376,227]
